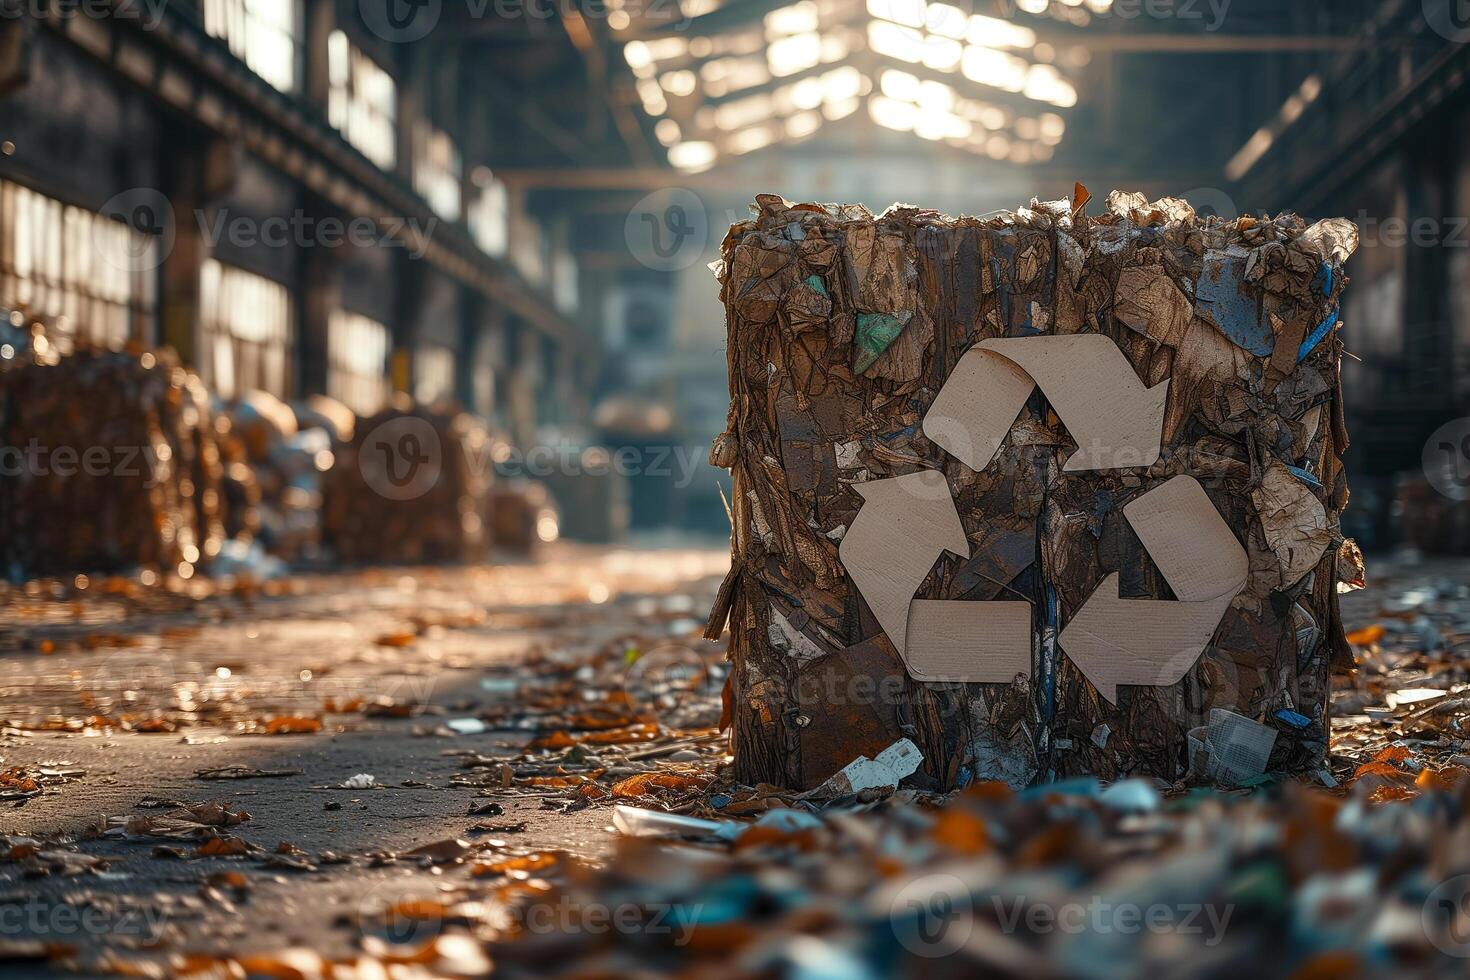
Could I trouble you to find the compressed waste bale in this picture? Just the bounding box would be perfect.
[707,190,1358,791]
[490,479,559,553]
[1393,473,1470,554]
[542,453,629,544]
[0,341,227,578]
[213,414,263,544]
[225,392,331,563]
[324,400,493,564]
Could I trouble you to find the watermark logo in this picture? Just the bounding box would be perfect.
[87,655,189,708]
[625,188,708,272]
[1425,0,1470,42]
[357,878,446,948]
[360,0,443,42]
[96,187,175,274]
[889,873,975,958]
[1423,874,1470,958]
[1178,186,1240,222]
[623,643,721,729]
[1422,417,1470,502]
[359,416,442,500]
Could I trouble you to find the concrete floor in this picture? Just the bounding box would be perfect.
[0,545,1461,972]
[0,545,730,966]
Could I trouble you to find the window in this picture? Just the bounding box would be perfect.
[0,179,157,350]
[551,245,578,315]
[412,121,462,222]
[203,0,300,94]
[468,176,508,257]
[328,30,397,171]
[414,344,455,405]
[327,309,389,416]
[199,259,292,399]
[509,207,546,286]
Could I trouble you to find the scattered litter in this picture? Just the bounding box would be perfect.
[804,738,922,798]
[1188,709,1277,787]
[195,765,303,781]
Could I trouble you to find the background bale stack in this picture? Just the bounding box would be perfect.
[223,391,333,563]
[0,344,227,578]
[490,479,559,553]
[708,191,1358,791]
[324,402,494,564]
[542,455,629,544]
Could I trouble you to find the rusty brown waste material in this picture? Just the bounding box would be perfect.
[708,189,1360,791]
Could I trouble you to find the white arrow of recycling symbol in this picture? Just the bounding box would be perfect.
[838,334,1247,705]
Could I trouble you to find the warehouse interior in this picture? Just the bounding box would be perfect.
[3,0,1470,974]
[2,0,1466,548]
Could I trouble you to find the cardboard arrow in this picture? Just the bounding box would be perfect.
[1060,476,1247,705]
[922,347,1035,471]
[922,335,1168,473]
[904,599,1033,683]
[839,471,968,659]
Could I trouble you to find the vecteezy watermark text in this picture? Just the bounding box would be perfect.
[196,210,438,259]
[891,876,1236,959]
[996,0,1232,30]
[358,0,690,43]
[0,0,168,30]
[1354,211,1470,250]
[358,415,708,502]
[0,897,169,941]
[990,895,1234,943]
[498,895,700,943]
[0,441,165,485]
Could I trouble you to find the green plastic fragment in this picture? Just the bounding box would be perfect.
[852,312,910,374]
[1224,861,1289,912]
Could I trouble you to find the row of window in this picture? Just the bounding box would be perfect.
[1,179,530,423]
[207,14,576,315]
[0,180,157,350]
[0,179,387,412]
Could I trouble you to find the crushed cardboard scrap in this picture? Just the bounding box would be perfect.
[0,345,228,578]
[712,190,1354,791]
[324,401,496,564]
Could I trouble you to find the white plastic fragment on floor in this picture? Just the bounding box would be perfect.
[806,737,923,798]
[1187,709,1277,787]
[612,804,824,842]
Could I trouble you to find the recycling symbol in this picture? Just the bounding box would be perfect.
[838,334,1248,705]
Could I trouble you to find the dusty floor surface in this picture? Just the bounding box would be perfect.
[2,547,1469,977]
[0,544,730,971]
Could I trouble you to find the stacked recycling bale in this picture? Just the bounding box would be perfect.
[490,479,559,553]
[1393,473,1470,553]
[223,391,333,564]
[708,190,1358,791]
[0,341,227,578]
[323,399,494,564]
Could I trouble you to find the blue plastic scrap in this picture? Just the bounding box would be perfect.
[1296,307,1339,363]
[1276,709,1313,729]
[1195,250,1276,356]
[1286,465,1323,489]
[1312,261,1334,298]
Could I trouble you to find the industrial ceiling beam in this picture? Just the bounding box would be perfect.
[494,165,1211,192]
